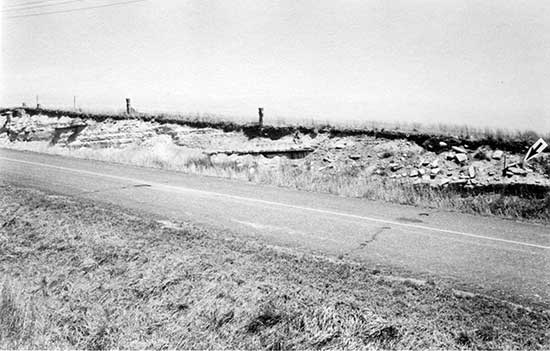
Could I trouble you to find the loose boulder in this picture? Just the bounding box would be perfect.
[452,146,468,154]
[507,166,527,176]
[473,147,491,160]
[468,165,476,178]
[390,163,403,172]
[492,150,503,160]
[455,153,468,164]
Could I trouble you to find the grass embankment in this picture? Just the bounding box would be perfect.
[4,136,550,224]
[1,184,549,349]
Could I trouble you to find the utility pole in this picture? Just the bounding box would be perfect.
[36,95,41,109]
[73,96,76,111]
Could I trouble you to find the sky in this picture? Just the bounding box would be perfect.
[1,0,549,131]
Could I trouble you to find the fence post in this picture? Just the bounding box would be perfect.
[126,98,131,115]
[258,107,264,128]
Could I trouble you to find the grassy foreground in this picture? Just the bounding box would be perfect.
[0,183,549,349]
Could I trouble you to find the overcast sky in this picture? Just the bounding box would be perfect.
[1,0,549,130]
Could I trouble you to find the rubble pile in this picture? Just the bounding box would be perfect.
[306,136,549,188]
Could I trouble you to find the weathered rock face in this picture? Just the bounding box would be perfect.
[1,109,549,190]
[1,112,60,141]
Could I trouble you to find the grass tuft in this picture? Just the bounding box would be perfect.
[0,279,43,349]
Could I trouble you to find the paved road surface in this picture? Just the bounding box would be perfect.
[1,148,549,307]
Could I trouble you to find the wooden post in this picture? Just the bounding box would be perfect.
[73,96,76,110]
[126,98,131,114]
[258,107,264,128]
[36,95,40,109]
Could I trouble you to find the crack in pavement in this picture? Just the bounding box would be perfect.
[345,226,391,256]
[78,184,151,195]
[359,226,392,247]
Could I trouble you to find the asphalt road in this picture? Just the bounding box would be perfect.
[1,148,549,307]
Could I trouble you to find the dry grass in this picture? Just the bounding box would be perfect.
[121,106,550,140]
[0,183,549,349]
[3,135,550,224]
[255,167,550,223]
[0,279,44,348]
[1,136,251,181]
